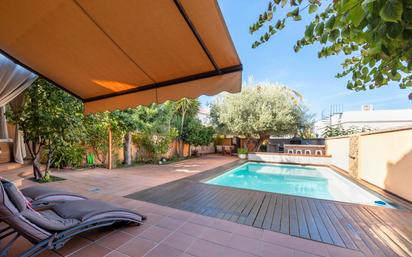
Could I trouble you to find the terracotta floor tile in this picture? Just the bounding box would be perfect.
[68,244,111,257]
[186,238,255,257]
[178,222,206,237]
[117,237,156,257]
[104,250,130,257]
[188,215,215,226]
[293,250,322,257]
[138,225,172,242]
[120,223,150,236]
[56,236,92,256]
[260,242,294,257]
[156,216,185,231]
[144,244,183,257]
[229,234,261,253]
[199,227,232,246]
[81,227,115,241]
[162,231,196,252]
[261,231,328,257]
[144,213,165,225]
[232,224,263,240]
[96,231,133,250]
[327,245,366,257]
[208,219,239,233]
[167,210,194,221]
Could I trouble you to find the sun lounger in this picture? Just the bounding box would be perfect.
[21,186,88,208]
[0,179,145,257]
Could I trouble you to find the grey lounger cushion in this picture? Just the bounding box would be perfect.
[52,200,145,222]
[21,186,87,203]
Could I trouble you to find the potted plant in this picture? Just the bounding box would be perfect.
[237,148,248,159]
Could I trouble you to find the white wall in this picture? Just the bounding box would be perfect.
[325,137,350,172]
[248,153,331,166]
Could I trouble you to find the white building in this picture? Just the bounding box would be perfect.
[314,105,412,136]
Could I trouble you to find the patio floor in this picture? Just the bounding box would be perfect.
[1,155,411,257]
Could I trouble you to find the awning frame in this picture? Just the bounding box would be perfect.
[0,0,242,105]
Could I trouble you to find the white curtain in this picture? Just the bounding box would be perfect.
[0,106,7,139]
[0,54,37,163]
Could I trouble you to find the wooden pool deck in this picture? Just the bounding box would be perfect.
[127,160,412,257]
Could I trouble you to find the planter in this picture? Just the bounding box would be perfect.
[238,153,248,159]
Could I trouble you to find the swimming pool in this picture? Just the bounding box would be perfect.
[206,162,394,208]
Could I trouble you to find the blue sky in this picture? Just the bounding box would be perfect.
[200,0,412,119]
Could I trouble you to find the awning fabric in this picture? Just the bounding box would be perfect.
[0,0,242,113]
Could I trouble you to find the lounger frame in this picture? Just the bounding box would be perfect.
[0,217,142,257]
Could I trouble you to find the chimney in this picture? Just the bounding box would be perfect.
[361,104,373,111]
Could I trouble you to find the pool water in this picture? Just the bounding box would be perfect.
[206,162,394,208]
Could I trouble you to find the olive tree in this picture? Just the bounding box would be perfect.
[210,82,313,151]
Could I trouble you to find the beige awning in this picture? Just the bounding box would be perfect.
[0,0,242,113]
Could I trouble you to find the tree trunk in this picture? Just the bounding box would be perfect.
[254,134,270,152]
[124,132,132,166]
[178,111,186,157]
[33,156,42,180]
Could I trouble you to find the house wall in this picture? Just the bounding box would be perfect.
[326,127,412,202]
[325,136,350,172]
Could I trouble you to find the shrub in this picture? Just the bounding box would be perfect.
[237,148,248,155]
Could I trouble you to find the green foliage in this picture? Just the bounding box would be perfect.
[7,78,84,179]
[322,125,373,137]
[237,148,248,155]
[48,144,85,169]
[250,0,412,90]
[83,112,123,165]
[182,118,214,147]
[210,82,313,151]
[131,103,178,162]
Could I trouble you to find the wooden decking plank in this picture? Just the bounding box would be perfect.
[280,195,290,234]
[216,190,244,218]
[192,188,223,213]
[202,189,232,216]
[238,191,260,224]
[319,201,358,250]
[262,194,277,230]
[228,191,255,222]
[271,194,283,232]
[300,198,321,242]
[330,203,381,256]
[313,199,345,247]
[222,192,247,220]
[209,189,239,217]
[253,193,271,228]
[295,197,310,239]
[288,197,300,237]
[341,204,399,257]
[355,206,410,257]
[245,192,266,226]
[368,207,412,247]
[307,199,333,244]
[182,184,215,210]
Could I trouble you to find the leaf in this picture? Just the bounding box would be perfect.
[293,15,302,21]
[386,22,403,39]
[379,0,403,23]
[329,29,340,42]
[348,5,365,27]
[340,0,359,12]
[305,22,316,40]
[325,15,336,30]
[309,4,318,14]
